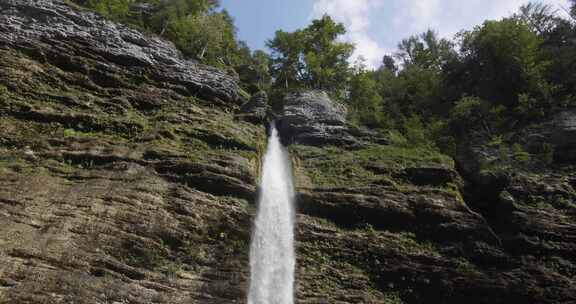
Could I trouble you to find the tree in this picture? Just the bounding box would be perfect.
[267,15,354,93]
[84,0,132,21]
[396,29,456,70]
[302,15,354,91]
[455,18,550,109]
[150,3,246,66]
[449,96,504,136]
[385,64,443,118]
[251,50,272,88]
[266,30,306,89]
[516,2,560,36]
[173,10,239,65]
[381,55,397,74]
[348,67,387,128]
[149,0,219,34]
[236,50,272,92]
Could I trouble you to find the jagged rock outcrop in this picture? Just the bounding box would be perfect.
[0,0,240,106]
[277,90,358,147]
[237,91,270,124]
[517,108,576,163]
[552,109,576,162]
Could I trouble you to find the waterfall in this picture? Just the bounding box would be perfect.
[247,122,296,304]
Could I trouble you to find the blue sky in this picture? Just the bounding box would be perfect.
[221,0,571,68]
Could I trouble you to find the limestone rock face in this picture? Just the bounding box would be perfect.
[552,109,576,162]
[0,0,240,106]
[519,108,576,163]
[0,1,262,303]
[238,91,270,124]
[277,90,358,146]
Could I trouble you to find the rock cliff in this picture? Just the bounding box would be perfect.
[284,98,576,303]
[0,1,575,304]
[0,1,261,303]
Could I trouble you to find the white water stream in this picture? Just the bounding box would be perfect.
[247,123,296,304]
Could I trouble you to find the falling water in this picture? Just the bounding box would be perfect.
[247,122,296,304]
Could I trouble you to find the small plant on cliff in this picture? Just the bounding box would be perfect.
[382,292,405,304]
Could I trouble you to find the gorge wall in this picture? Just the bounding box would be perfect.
[0,1,575,303]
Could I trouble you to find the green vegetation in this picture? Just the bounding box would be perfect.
[267,15,354,95]
[263,2,576,172]
[382,292,405,304]
[348,66,388,128]
[73,1,576,166]
[291,143,452,188]
[120,238,165,270]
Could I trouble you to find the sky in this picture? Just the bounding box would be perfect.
[221,0,572,68]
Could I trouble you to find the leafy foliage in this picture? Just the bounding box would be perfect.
[337,3,576,156]
[267,15,354,93]
[455,18,551,109]
[396,29,456,70]
[348,69,387,128]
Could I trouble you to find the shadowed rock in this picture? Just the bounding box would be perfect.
[237,91,271,124]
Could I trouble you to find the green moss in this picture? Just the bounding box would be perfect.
[453,257,477,273]
[380,231,440,257]
[63,128,101,139]
[42,158,78,175]
[0,155,30,171]
[159,262,181,280]
[382,292,405,304]
[539,256,576,278]
[0,84,8,95]
[238,88,251,101]
[291,144,453,188]
[119,239,165,270]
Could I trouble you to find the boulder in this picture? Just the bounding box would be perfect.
[277,90,358,147]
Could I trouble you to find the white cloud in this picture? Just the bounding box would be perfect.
[311,0,571,69]
[392,0,569,37]
[311,0,388,69]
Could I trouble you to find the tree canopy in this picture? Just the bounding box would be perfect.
[396,29,456,70]
[266,15,354,93]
